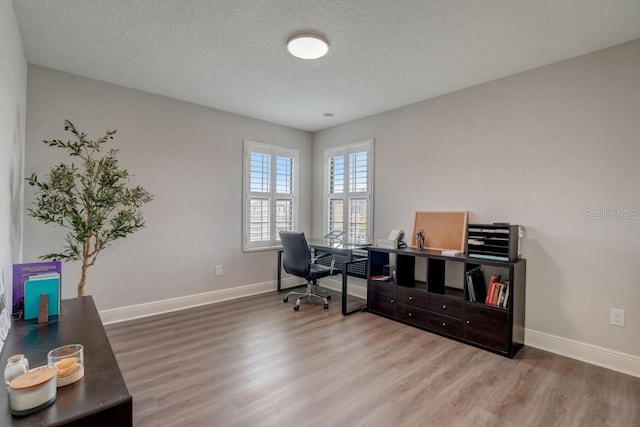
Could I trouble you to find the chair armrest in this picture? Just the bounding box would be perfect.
[312,252,332,262]
[312,252,335,275]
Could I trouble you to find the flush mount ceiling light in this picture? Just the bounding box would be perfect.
[286,32,329,59]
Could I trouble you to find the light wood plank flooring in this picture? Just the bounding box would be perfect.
[105,290,640,427]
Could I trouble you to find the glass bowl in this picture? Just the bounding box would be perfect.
[47,344,84,385]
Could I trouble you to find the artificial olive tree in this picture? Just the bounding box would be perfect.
[26,120,153,297]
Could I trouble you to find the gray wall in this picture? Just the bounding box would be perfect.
[24,66,313,310]
[0,0,27,311]
[312,40,640,356]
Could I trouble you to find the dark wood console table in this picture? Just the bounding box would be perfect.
[0,296,132,426]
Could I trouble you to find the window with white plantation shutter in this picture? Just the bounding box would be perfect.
[243,141,298,251]
[328,199,344,235]
[325,140,373,244]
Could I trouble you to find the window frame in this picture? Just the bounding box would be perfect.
[243,140,299,252]
[323,139,374,244]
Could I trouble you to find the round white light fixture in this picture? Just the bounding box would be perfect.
[286,32,329,59]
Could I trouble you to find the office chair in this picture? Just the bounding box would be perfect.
[279,231,334,311]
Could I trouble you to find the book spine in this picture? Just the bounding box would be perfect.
[492,283,502,306]
[502,282,510,308]
[485,282,495,305]
[466,274,475,302]
[497,283,505,306]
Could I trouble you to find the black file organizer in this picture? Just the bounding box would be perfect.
[467,224,523,261]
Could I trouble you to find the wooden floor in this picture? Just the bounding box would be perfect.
[105,290,640,427]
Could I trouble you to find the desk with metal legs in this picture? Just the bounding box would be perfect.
[277,238,369,315]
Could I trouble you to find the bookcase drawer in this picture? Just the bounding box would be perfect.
[427,312,464,338]
[396,304,425,327]
[370,282,394,299]
[370,284,395,316]
[428,294,464,319]
[397,287,426,309]
[370,298,394,316]
[465,304,508,351]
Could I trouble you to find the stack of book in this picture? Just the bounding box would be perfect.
[485,276,509,308]
[12,261,62,318]
[466,267,486,303]
[23,273,61,320]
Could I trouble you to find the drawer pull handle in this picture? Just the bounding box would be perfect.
[466,321,470,325]
[442,305,447,309]
[442,322,446,326]
[408,313,413,317]
[408,296,414,301]
[390,299,394,303]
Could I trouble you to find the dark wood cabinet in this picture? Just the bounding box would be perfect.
[465,304,509,352]
[367,247,526,358]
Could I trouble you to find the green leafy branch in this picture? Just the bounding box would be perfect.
[26,120,153,296]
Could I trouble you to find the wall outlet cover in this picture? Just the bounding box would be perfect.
[610,308,625,327]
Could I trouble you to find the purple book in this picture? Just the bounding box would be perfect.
[12,261,62,313]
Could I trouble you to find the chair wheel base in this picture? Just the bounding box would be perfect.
[324,304,329,309]
[326,295,331,301]
[283,297,288,303]
[293,305,300,311]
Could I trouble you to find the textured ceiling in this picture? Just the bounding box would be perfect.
[13,0,640,132]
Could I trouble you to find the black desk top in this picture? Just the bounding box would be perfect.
[0,296,132,426]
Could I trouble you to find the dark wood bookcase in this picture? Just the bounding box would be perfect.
[367,246,526,358]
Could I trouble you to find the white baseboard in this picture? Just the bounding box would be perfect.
[99,277,297,325]
[525,328,640,378]
[99,277,364,325]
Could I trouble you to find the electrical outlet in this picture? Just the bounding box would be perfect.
[610,308,625,327]
[215,265,223,276]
